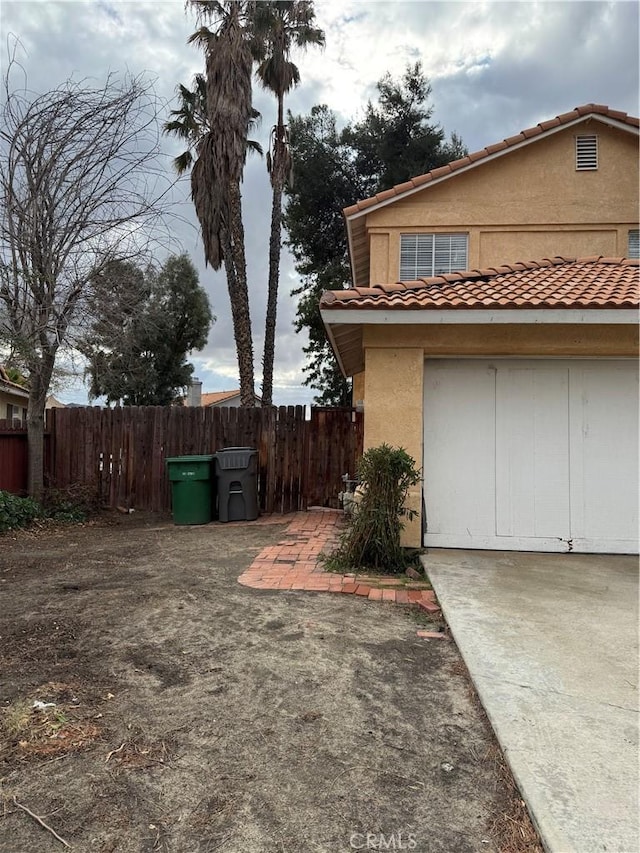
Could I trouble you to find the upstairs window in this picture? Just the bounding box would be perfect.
[576,135,598,170]
[400,233,468,279]
[628,229,639,259]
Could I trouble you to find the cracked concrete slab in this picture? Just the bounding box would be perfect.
[423,548,639,853]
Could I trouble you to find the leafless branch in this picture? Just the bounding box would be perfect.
[0,49,180,493]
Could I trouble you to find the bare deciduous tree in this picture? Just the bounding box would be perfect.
[0,59,173,497]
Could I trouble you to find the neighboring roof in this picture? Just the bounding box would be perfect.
[46,395,66,409]
[202,390,242,406]
[0,366,29,398]
[343,104,640,288]
[320,257,640,312]
[320,257,640,378]
[201,390,262,406]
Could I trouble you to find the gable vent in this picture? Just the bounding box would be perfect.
[576,135,598,170]
[629,229,639,259]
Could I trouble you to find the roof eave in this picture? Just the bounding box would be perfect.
[343,211,359,295]
[0,382,29,398]
[321,307,639,377]
[322,314,350,378]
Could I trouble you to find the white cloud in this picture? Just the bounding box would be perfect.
[2,0,638,406]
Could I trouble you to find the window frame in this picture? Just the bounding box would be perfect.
[399,232,469,280]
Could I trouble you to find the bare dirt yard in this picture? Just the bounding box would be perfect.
[0,513,540,853]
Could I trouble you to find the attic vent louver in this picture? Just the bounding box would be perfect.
[576,135,598,170]
[629,229,639,259]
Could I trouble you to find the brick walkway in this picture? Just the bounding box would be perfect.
[238,509,441,614]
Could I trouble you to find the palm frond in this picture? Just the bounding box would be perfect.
[173,150,194,175]
[187,25,215,48]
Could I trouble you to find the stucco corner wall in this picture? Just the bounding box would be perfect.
[352,371,365,406]
[363,347,423,547]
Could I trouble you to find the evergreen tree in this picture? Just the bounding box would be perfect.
[284,63,467,404]
[82,254,213,406]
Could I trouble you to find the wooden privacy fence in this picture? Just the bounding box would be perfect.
[0,420,51,495]
[35,405,363,514]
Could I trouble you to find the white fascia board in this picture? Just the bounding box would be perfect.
[346,220,358,286]
[344,115,638,224]
[321,308,639,326]
[590,115,640,134]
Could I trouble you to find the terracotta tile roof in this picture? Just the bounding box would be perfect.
[201,390,242,406]
[197,390,263,406]
[320,257,640,311]
[343,105,639,219]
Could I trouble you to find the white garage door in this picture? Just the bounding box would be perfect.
[423,359,639,554]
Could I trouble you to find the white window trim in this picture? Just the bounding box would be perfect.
[399,233,469,279]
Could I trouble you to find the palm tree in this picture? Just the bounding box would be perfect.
[253,1,324,407]
[183,0,257,407]
[165,74,262,178]
[164,74,209,175]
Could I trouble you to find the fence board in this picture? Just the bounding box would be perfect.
[0,419,52,495]
[0,405,364,513]
[0,424,29,494]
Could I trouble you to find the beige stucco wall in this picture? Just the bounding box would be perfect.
[362,323,640,357]
[360,323,638,546]
[369,233,390,283]
[363,348,424,546]
[366,123,639,282]
[352,371,365,405]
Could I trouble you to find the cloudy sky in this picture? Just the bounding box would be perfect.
[2,0,638,404]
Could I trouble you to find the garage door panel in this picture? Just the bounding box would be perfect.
[423,358,639,554]
[424,363,496,537]
[569,364,639,544]
[496,367,570,538]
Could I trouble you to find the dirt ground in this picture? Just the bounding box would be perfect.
[0,513,540,853]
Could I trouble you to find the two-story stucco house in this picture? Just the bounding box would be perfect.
[321,104,639,555]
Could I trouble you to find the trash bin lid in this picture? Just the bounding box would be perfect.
[215,447,257,470]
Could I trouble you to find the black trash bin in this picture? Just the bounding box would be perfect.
[215,447,258,522]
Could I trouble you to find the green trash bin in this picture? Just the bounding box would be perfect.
[166,455,215,525]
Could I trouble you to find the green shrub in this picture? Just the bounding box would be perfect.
[0,491,43,533]
[326,444,421,574]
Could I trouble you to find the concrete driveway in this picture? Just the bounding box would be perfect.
[423,549,639,853]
